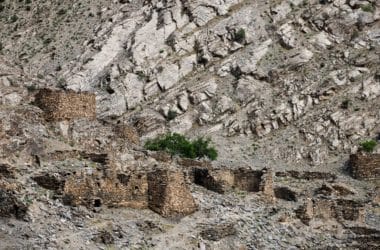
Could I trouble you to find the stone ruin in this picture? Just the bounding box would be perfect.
[0,164,27,219]
[147,170,197,218]
[63,170,149,209]
[33,88,96,121]
[0,189,27,219]
[192,167,274,198]
[348,153,380,180]
[34,167,197,218]
[113,124,140,145]
[296,197,366,225]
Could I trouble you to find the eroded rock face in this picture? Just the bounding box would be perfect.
[200,223,236,241]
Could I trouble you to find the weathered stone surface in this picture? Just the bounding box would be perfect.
[0,189,27,219]
[0,164,15,179]
[113,124,140,145]
[200,223,237,241]
[124,73,144,109]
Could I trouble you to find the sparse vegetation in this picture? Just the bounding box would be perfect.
[234,28,246,43]
[166,110,177,121]
[360,140,377,153]
[341,99,351,109]
[10,14,18,23]
[361,4,375,13]
[144,133,218,160]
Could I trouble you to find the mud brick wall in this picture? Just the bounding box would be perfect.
[147,170,197,218]
[34,89,96,121]
[349,153,380,180]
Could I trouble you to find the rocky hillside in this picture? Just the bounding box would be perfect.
[0,0,379,249]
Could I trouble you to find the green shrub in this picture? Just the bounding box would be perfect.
[144,133,218,160]
[234,28,246,43]
[341,99,351,109]
[360,140,377,153]
[361,4,374,13]
[166,110,177,121]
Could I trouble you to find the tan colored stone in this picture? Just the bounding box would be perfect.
[34,89,96,121]
[147,170,197,218]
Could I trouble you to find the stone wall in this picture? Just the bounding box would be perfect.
[296,198,365,224]
[192,167,274,197]
[34,89,96,121]
[63,170,148,209]
[349,153,380,180]
[147,170,197,218]
[59,168,197,218]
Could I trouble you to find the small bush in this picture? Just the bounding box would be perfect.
[166,110,177,121]
[360,140,377,153]
[10,14,18,23]
[144,133,218,160]
[361,4,374,13]
[341,99,351,109]
[234,28,246,43]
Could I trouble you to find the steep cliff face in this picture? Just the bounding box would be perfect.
[0,0,379,249]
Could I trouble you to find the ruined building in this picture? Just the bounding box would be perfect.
[33,89,96,121]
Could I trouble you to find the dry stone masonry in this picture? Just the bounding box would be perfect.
[34,89,96,121]
[349,153,380,180]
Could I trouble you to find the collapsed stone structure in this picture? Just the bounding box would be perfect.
[63,170,149,209]
[296,198,366,225]
[348,153,380,180]
[34,89,96,121]
[0,189,27,219]
[192,167,274,198]
[34,166,198,218]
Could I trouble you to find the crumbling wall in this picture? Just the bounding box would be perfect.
[296,198,365,224]
[193,168,229,193]
[349,153,380,180]
[275,170,336,180]
[114,124,140,145]
[147,169,197,218]
[0,189,27,219]
[34,89,96,121]
[63,170,148,209]
[233,168,263,192]
[192,167,274,197]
